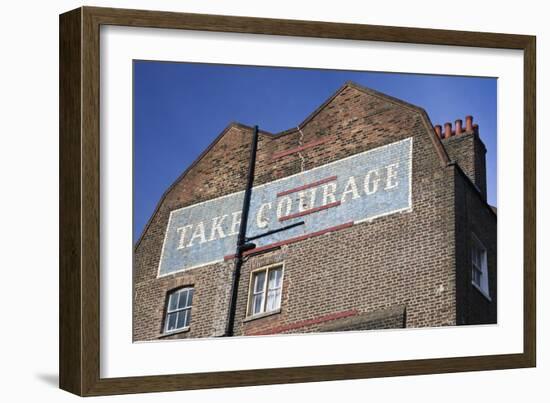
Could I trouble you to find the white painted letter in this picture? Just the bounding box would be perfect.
[341,176,360,203]
[298,190,317,212]
[322,182,337,206]
[209,215,227,241]
[229,211,241,235]
[298,192,307,212]
[364,169,381,195]
[307,188,318,209]
[176,225,193,250]
[385,163,399,190]
[256,202,272,229]
[276,196,293,218]
[187,222,207,247]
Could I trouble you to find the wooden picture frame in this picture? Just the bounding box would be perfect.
[59,6,536,396]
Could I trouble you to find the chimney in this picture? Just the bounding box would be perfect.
[434,125,442,139]
[444,122,452,139]
[455,119,463,135]
[439,116,487,200]
[465,115,473,132]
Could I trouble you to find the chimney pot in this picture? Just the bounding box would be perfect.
[434,125,442,138]
[455,119,463,135]
[444,122,452,139]
[473,123,479,134]
[465,115,473,132]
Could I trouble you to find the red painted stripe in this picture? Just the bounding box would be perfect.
[224,221,353,260]
[246,309,359,336]
[276,176,337,197]
[278,201,341,222]
[271,137,333,159]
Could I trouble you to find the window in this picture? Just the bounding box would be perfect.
[471,234,490,299]
[164,287,194,333]
[248,265,283,317]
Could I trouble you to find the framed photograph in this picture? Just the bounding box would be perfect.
[59,6,536,396]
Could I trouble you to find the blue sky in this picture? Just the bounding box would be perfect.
[133,61,497,242]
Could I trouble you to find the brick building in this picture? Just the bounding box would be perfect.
[133,81,497,341]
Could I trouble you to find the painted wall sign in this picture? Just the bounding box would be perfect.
[157,137,413,276]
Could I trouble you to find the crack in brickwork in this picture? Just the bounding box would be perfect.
[297,125,306,172]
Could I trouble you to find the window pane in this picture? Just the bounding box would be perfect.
[166,312,177,331]
[472,268,481,286]
[176,310,188,329]
[253,271,266,293]
[268,268,282,290]
[186,288,194,307]
[252,294,264,315]
[168,293,178,312]
[177,289,188,309]
[266,288,281,312]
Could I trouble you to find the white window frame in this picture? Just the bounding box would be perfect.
[471,233,491,301]
[163,287,194,334]
[246,263,284,318]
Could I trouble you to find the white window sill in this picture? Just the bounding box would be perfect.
[159,326,190,338]
[472,281,492,302]
[243,308,281,323]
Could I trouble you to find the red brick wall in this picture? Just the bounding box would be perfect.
[236,108,457,336]
[133,83,493,341]
[443,131,488,200]
[453,167,497,325]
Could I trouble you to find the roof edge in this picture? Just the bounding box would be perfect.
[135,81,452,250]
[448,161,497,219]
[134,122,262,250]
[343,81,451,166]
[275,81,451,166]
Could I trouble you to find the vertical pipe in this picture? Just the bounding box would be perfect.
[224,125,259,337]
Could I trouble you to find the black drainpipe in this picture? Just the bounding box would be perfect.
[224,125,259,337]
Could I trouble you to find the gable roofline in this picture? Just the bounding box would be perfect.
[341,82,451,165]
[275,83,351,137]
[134,81,451,250]
[134,122,272,250]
